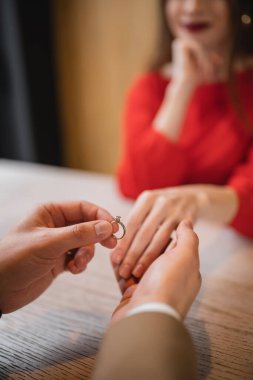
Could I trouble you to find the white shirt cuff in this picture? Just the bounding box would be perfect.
[126,302,181,322]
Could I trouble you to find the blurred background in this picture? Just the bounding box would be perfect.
[0,0,160,174]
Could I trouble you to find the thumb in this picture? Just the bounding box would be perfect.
[176,220,199,250]
[50,220,113,251]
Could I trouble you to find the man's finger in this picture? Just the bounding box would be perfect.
[50,220,113,251]
[176,220,199,249]
[40,201,114,227]
[66,245,95,274]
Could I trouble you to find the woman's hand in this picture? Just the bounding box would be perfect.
[170,38,223,87]
[111,187,207,280]
[154,38,224,141]
[112,220,201,322]
[112,184,238,280]
[0,201,117,313]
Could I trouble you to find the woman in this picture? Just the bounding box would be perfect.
[113,0,253,280]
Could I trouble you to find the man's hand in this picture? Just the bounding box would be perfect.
[0,201,117,313]
[112,220,201,322]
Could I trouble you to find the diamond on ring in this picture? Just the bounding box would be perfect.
[111,216,126,240]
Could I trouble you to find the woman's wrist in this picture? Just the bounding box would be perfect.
[194,190,210,219]
[154,79,197,141]
[191,185,239,224]
[168,77,198,96]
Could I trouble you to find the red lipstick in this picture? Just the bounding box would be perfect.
[182,22,210,32]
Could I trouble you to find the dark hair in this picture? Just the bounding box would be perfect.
[227,0,253,133]
[150,0,253,70]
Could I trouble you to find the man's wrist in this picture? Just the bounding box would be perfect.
[126,302,181,321]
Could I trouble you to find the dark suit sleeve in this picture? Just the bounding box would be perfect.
[92,312,197,380]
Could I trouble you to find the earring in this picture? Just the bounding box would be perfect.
[241,14,252,25]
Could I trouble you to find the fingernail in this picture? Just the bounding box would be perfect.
[76,255,86,269]
[182,220,193,229]
[119,264,131,279]
[132,263,144,278]
[95,221,111,237]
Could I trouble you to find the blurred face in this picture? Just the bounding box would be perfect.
[165,0,232,50]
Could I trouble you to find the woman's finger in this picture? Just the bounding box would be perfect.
[132,218,177,278]
[111,192,155,265]
[118,196,170,279]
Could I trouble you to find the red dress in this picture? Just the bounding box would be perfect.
[117,70,253,237]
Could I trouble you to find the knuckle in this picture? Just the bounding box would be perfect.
[32,230,51,252]
[152,196,171,214]
[72,224,84,241]
[33,202,59,224]
[33,203,49,216]
[156,194,168,206]
[127,220,142,231]
[138,190,153,202]
[38,202,55,213]
[124,250,141,263]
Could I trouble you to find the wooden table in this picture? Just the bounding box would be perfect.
[0,159,253,380]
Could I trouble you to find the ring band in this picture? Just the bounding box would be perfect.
[111,216,126,240]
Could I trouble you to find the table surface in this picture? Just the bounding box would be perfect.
[0,159,253,380]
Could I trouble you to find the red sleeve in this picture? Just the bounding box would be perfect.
[117,73,190,199]
[227,142,253,238]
